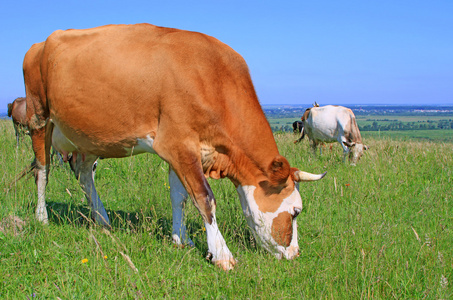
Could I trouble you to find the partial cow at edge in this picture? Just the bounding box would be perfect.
[292,121,303,134]
[7,97,28,147]
[297,105,368,165]
[293,102,318,144]
[22,23,326,270]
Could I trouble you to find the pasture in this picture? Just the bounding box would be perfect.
[1,119,452,298]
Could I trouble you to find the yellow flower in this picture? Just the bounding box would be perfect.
[103,255,108,260]
[81,258,88,264]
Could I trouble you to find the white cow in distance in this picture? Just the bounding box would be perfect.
[302,105,368,165]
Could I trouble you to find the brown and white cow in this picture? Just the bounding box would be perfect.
[301,105,368,165]
[7,97,28,146]
[23,24,326,270]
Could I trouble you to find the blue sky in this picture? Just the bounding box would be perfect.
[0,1,452,113]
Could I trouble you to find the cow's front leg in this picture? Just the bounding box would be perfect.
[169,154,236,270]
[311,141,319,155]
[70,154,110,226]
[204,212,236,270]
[169,168,194,247]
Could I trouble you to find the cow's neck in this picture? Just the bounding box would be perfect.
[201,95,280,186]
[201,131,279,187]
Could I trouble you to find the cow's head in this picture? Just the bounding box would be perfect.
[344,141,369,165]
[237,156,325,260]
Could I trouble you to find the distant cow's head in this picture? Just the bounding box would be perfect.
[344,141,369,165]
[237,156,325,260]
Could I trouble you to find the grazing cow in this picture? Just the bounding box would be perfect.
[292,121,303,133]
[23,24,326,270]
[7,96,64,163]
[302,105,368,165]
[7,97,28,146]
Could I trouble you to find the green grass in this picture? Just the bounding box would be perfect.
[362,130,453,142]
[1,120,452,298]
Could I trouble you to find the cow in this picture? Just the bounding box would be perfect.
[301,105,368,165]
[292,121,303,133]
[23,24,326,270]
[7,97,28,146]
[7,96,64,163]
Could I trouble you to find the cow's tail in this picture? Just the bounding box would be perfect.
[6,121,55,192]
[45,120,54,170]
[6,159,38,192]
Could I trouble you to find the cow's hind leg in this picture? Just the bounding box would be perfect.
[14,124,20,148]
[169,168,194,247]
[70,154,110,226]
[30,126,50,224]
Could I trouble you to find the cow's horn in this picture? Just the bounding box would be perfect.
[294,170,327,182]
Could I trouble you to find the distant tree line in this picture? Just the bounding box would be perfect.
[359,119,453,131]
[271,125,294,133]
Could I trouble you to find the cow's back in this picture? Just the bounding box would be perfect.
[305,106,341,142]
[26,23,277,161]
[305,105,362,143]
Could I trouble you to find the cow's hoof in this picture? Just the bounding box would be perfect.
[206,251,236,271]
[214,258,237,271]
[172,234,195,247]
[36,209,49,225]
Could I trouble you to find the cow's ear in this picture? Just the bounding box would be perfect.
[292,169,327,182]
[268,155,290,187]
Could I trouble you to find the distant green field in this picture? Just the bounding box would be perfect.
[356,115,453,123]
[268,117,297,126]
[362,130,453,142]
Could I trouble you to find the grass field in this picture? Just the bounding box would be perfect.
[1,119,452,298]
[362,130,453,142]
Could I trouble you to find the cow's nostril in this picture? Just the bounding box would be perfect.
[294,207,302,217]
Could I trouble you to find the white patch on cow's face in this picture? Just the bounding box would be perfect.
[350,143,365,165]
[236,184,302,260]
[124,135,157,155]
